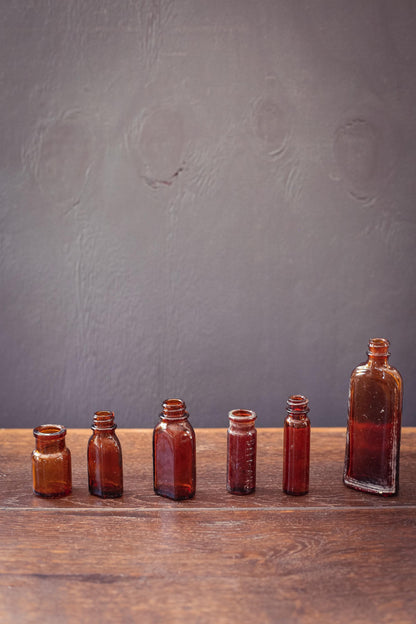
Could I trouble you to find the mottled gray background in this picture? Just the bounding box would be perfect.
[1,1,415,428]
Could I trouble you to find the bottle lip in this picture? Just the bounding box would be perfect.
[286,394,310,413]
[228,409,257,422]
[367,337,390,356]
[162,398,186,409]
[33,424,66,438]
[161,398,188,419]
[92,410,116,430]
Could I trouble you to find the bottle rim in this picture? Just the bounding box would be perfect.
[367,337,391,357]
[92,410,116,430]
[161,398,188,419]
[33,424,66,438]
[162,398,186,409]
[286,394,310,413]
[228,409,257,422]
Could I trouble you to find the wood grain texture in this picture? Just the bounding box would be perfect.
[1,428,415,509]
[0,429,415,623]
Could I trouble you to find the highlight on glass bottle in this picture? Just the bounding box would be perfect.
[87,411,123,498]
[283,395,310,496]
[343,338,403,496]
[32,424,72,498]
[227,409,257,495]
[153,398,196,501]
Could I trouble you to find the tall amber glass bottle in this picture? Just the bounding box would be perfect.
[283,395,310,495]
[153,398,196,500]
[227,409,257,495]
[343,338,403,496]
[88,411,123,498]
[32,424,72,497]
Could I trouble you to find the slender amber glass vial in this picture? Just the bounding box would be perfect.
[283,395,310,496]
[32,424,72,497]
[87,411,123,498]
[153,398,196,501]
[343,338,403,496]
[227,409,257,495]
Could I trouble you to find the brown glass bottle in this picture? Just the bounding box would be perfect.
[32,424,72,497]
[283,395,310,496]
[87,411,123,498]
[227,409,257,495]
[153,398,196,501]
[343,338,403,496]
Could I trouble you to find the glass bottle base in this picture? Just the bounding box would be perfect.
[227,485,255,495]
[89,487,123,498]
[154,486,195,501]
[283,488,308,496]
[33,488,72,498]
[343,476,397,496]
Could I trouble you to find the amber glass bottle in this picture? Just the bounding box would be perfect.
[32,424,72,497]
[87,411,123,498]
[343,338,403,496]
[283,395,310,496]
[153,398,196,500]
[227,409,257,495]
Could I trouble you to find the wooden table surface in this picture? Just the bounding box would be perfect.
[0,427,415,624]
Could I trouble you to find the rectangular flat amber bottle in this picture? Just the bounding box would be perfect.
[153,399,196,501]
[343,338,403,496]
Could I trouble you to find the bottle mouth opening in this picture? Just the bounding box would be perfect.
[161,398,187,418]
[286,395,309,412]
[163,398,185,409]
[92,410,115,429]
[228,409,257,422]
[33,424,66,438]
[368,337,390,356]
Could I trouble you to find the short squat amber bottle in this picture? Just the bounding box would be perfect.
[32,424,72,497]
[153,398,196,501]
[343,338,403,496]
[87,411,123,498]
[227,409,257,495]
[283,395,310,496]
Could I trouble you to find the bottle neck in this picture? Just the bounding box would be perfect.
[160,398,188,421]
[33,424,67,453]
[228,409,257,431]
[286,395,309,419]
[92,411,116,431]
[367,338,390,366]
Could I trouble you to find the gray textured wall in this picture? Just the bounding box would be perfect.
[1,1,415,429]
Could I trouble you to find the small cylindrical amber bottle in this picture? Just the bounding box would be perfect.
[87,411,123,498]
[153,398,196,501]
[283,395,310,496]
[32,424,72,497]
[227,409,257,495]
[343,338,403,496]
